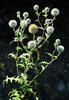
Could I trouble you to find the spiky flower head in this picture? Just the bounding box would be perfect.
[8,20,17,28]
[20,20,27,29]
[34,5,39,11]
[23,12,29,18]
[27,40,36,49]
[51,8,60,16]
[28,24,38,34]
[57,45,64,53]
[46,26,54,35]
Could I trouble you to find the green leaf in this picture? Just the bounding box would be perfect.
[16,47,22,51]
[41,65,45,71]
[40,61,49,65]
[9,53,16,59]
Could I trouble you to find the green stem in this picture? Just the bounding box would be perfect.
[16,42,19,75]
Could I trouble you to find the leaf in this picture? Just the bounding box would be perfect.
[40,61,49,65]
[46,52,53,58]
[41,65,45,71]
[16,47,22,51]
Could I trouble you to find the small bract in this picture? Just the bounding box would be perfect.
[20,20,27,28]
[46,26,54,35]
[51,8,60,16]
[8,20,17,28]
[28,24,38,34]
[34,5,39,11]
[57,45,64,53]
[42,7,50,13]
[28,40,36,49]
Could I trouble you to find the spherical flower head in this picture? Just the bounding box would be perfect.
[45,19,52,25]
[27,40,36,49]
[37,36,42,42]
[23,12,29,18]
[20,20,27,29]
[8,20,17,28]
[34,5,39,11]
[28,24,38,34]
[51,8,60,16]
[26,18,31,25]
[55,39,60,45]
[46,26,54,35]
[57,45,64,53]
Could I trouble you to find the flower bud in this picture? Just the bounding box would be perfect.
[55,39,60,45]
[34,5,39,11]
[45,7,50,13]
[57,45,64,53]
[20,20,27,28]
[46,26,54,35]
[37,36,42,42]
[8,20,17,28]
[17,11,21,18]
[45,19,52,25]
[28,24,38,34]
[51,8,60,16]
[26,18,31,24]
[23,12,29,18]
[27,41,36,49]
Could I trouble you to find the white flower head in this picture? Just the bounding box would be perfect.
[20,20,27,29]
[37,36,42,42]
[23,12,29,18]
[34,5,39,11]
[8,20,17,28]
[27,40,36,49]
[57,45,64,53]
[45,19,52,25]
[46,26,54,35]
[26,18,31,25]
[55,39,60,45]
[51,8,60,16]
[28,24,38,34]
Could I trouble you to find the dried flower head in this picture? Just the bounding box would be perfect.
[28,24,38,34]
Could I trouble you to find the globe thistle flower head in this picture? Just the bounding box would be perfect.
[23,12,29,18]
[57,45,64,53]
[26,18,31,25]
[28,24,38,34]
[27,40,36,49]
[51,8,60,16]
[20,20,27,29]
[46,26,54,35]
[8,20,17,28]
[37,36,42,43]
[34,5,39,11]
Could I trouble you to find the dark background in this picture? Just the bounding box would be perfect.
[0,0,69,100]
